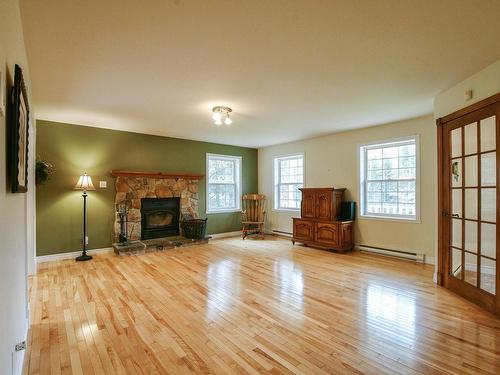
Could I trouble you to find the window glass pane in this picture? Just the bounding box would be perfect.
[451,248,462,277]
[480,116,496,152]
[464,221,477,253]
[367,182,382,191]
[367,148,382,160]
[399,144,415,157]
[207,155,241,211]
[452,218,462,248]
[452,188,462,218]
[208,159,234,183]
[275,155,304,209]
[464,123,477,155]
[480,257,496,295]
[481,152,496,187]
[481,188,496,222]
[208,184,236,210]
[451,128,462,158]
[481,223,496,259]
[464,189,477,220]
[362,138,418,218]
[368,159,382,170]
[464,155,478,187]
[382,146,398,158]
[464,252,477,287]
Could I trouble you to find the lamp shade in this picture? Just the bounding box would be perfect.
[74,173,96,191]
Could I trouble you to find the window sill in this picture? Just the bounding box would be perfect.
[273,208,300,213]
[359,214,421,224]
[206,209,241,214]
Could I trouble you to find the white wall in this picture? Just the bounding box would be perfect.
[0,0,35,374]
[434,59,500,118]
[259,115,437,259]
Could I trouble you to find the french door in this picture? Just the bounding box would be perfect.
[438,94,500,315]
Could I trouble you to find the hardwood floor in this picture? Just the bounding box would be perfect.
[24,237,500,374]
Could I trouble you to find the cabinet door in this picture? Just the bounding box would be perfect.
[332,190,344,220]
[293,220,314,241]
[316,191,332,220]
[341,223,353,248]
[315,222,339,247]
[301,191,316,218]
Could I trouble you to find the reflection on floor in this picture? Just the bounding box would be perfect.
[25,237,500,374]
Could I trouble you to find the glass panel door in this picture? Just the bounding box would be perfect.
[448,115,497,294]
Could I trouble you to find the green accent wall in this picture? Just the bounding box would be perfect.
[36,120,258,256]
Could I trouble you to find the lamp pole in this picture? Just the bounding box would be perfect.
[75,172,95,261]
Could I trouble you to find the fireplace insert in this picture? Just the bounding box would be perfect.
[140,197,180,239]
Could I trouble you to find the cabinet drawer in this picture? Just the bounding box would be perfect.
[314,222,339,247]
[293,219,314,240]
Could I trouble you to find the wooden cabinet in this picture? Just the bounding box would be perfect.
[299,188,345,220]
[292,187,354,252]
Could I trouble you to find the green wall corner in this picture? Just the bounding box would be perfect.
[36,120,258,256]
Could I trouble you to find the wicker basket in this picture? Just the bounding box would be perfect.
[181,218,207,239]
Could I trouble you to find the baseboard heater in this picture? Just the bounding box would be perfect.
[272,230,293,237]
[357,244,425,263]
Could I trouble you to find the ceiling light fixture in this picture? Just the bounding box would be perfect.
[212,106,232,126]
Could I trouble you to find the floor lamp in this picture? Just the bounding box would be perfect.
[74,173,95,261]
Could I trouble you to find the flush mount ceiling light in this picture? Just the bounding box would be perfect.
[212,106,233,125]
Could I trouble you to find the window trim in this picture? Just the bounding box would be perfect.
[273,152,305,212]
[358,135,420,223]
[206,153,242,214]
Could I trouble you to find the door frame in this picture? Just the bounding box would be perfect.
[436,92,500,314]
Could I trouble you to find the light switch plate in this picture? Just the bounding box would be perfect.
[99,180,107,188]
[464,89,473,101]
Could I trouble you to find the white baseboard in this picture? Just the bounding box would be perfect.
[12,318,29,375]
[209,231,242,239]
[36,247,114,263]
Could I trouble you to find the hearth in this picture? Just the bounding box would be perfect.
[140,197,180,239]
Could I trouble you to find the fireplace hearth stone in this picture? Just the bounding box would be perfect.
[112,236,210,255]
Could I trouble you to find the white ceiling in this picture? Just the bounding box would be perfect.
[20,0,500,148]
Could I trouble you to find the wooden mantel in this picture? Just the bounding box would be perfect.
[110,170,205,180]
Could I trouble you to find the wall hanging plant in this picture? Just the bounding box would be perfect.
[35,158,55,186]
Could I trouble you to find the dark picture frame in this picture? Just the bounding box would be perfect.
[9,64,30,193]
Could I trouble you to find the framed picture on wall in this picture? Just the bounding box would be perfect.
[9,64,30,193]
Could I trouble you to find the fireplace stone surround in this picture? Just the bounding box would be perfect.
[114,175,199,241]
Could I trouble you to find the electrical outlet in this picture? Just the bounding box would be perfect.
[85,236,89,245]
[99,180,107,188]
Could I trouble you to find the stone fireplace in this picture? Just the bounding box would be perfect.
[114,174,200,241]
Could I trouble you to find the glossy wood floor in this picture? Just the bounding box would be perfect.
[25,237,500,375]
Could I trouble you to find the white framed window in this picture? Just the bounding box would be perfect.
[273,154,304,211]
[359,136,420,221]
[206,153,242,213]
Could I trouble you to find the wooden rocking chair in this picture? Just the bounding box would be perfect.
[241,194,266,239]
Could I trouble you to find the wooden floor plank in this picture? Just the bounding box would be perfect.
[25,237,500,374]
